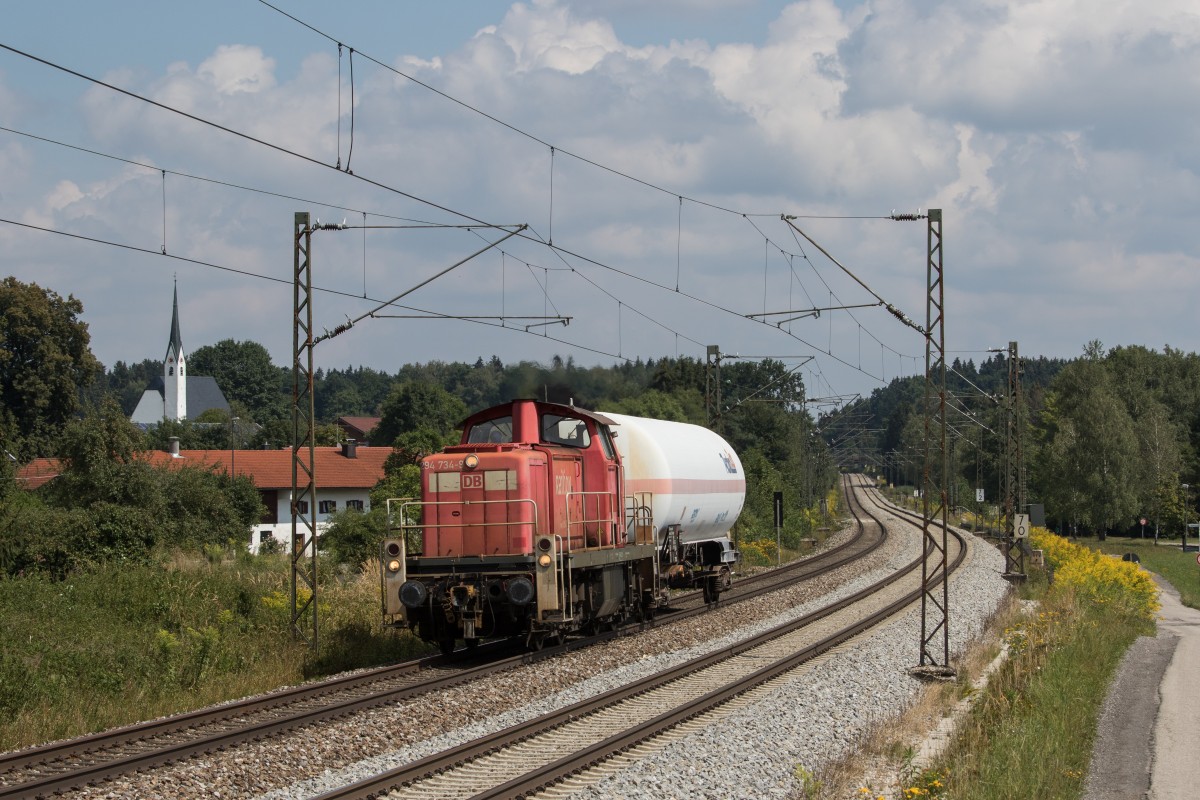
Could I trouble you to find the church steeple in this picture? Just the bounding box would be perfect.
[163,280,187,421]
[167,283,183,363]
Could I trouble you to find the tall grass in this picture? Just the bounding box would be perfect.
[0,547,429,752]
[933,529,1157,800]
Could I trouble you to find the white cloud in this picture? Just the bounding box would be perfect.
[197,45,277,94]
[484,0,632,74]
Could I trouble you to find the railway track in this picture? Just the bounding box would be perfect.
[0,475,881,799]
[309,476,966,800]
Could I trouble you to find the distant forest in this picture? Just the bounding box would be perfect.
[826,342,1200,538]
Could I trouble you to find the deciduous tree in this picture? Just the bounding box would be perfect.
[0,278,102,458]
[374,381,467,446]
[188,339,286,424]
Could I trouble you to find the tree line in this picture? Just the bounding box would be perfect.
[840,340,1200,539]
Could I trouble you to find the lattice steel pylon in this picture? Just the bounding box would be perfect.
[917,209,954,676]
[1002,340,1026,580]
[291,212,319,649]
[705,345,723,433]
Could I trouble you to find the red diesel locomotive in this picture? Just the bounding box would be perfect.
[380,399,745,652]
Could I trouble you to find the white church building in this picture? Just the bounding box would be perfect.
[130,283,231,424]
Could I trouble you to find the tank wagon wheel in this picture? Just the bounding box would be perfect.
[439,638,456,657]
[718,565,732,591]
[465,637,480,650]
[636,594,656,623]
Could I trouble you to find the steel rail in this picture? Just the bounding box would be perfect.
[311,478,964,800]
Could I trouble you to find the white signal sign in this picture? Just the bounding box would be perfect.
[1015,513,1030,539]
[976,488,985,503]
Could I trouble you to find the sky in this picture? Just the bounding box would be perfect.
[2,0,1197,409]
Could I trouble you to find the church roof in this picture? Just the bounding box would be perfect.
[130,376,231,425]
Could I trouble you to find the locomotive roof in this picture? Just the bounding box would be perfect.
[461,400,619,430]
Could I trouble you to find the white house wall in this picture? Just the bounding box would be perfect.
[251,488,373,554]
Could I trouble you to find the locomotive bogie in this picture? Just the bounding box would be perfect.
[382,540,660,648]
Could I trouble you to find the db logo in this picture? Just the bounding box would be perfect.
[461,473,484,490]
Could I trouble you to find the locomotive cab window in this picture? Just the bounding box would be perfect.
[598,426,617,460]
[467,416,512,444]
[541,414,590,448]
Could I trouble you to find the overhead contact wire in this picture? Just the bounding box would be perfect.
[0,42,499,229]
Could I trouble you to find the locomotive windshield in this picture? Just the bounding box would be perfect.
[540,413,590,448]
[466,415,512,444]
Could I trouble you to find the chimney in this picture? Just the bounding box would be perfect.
[341,439,358,459]
[168,437,181,457]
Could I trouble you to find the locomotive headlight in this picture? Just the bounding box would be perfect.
[386,559,402,573]
[506,576,535,605]
[398,580,428,609]
[464,454,479,470]
[537,553,552,569]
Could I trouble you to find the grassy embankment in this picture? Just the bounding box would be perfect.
[925,529,1160,799]
[821,524,1164,800]
[0,546,429,753]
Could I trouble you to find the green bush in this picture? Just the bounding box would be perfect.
[320,506,389,568]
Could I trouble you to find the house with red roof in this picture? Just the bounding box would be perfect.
[336,416,382,445]
[16,440,392,553]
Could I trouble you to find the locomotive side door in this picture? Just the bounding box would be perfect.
[551,455,583,549]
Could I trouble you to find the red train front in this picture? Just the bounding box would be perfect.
[380,399,659,652]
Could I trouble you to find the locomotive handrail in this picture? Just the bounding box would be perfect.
[565,490,619,551]
[554,533,575,623]
[387,498,539,557]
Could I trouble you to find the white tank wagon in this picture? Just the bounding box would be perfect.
[601,412,745,596]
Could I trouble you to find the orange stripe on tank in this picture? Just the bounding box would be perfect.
[626,477,746,494]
